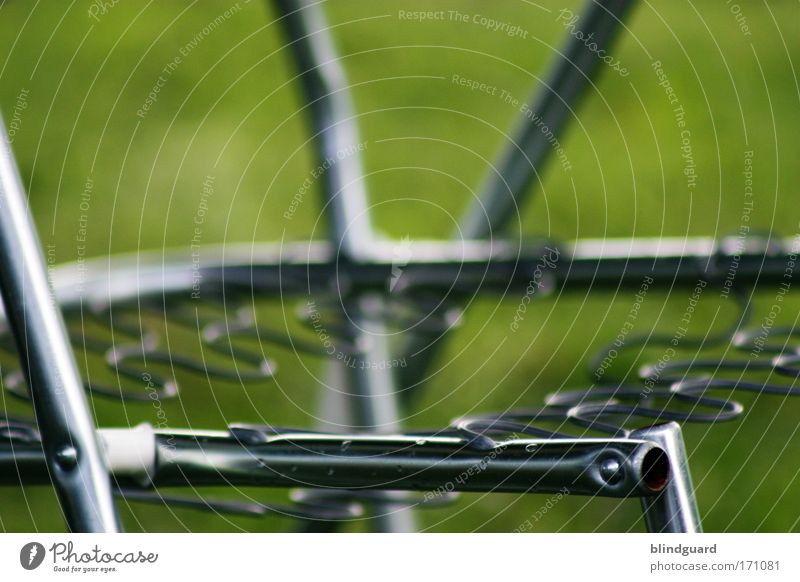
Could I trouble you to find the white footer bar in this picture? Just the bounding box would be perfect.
[0,534,796,581]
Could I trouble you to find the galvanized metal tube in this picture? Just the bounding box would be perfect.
[274,0,412,531]
[21,237,796,308]
[460,0,637,237]
[0,114,119,532]
[132,431,667,498]
[152,434,666,499]
[0,432,670,502]
[402,0,637,393]
[274,0,374,259]
[631,423,702,533]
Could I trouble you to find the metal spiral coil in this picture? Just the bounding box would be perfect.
[455,286,800,442]
[2,264,797,523]
[0,292,463,524]
[1,291,461,402]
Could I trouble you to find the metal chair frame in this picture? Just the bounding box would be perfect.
[0,0,795,533]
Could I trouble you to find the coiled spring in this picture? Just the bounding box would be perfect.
[0,292,461,523]
[456,287,800,442]
[2,277,798,523]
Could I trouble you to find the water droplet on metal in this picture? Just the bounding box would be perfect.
[525,443,538,453]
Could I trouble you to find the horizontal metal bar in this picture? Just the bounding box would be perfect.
[1,428,669,499]
[10,237,794,312]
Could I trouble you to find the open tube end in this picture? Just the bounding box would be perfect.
[641,447,670,492]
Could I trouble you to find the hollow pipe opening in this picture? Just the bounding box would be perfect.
[641,447,670,492]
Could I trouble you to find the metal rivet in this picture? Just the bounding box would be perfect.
[600,458,622,484]
[54,445,79,471]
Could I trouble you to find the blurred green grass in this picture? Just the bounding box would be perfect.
[0,0,799,532]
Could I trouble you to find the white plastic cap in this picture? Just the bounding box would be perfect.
[98,423,157,485]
